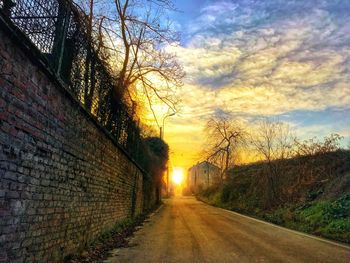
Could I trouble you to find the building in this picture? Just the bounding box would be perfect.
[188,161,221,192]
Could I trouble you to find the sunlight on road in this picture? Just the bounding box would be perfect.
[172,167,184,185]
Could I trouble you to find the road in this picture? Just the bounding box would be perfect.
[104,196,350,263]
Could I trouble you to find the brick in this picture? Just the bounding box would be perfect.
[17,175,26,183]
[20,191,32,199]
[7,190,20,201]
[4,171,17,181]
[40,180,50,186]
[0,25,156,263]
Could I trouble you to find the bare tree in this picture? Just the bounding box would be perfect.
[293,134,344,186]
[73,0,184,122]
[113,0,184,121]
[203,117,246,182]
[251,119,295,162]
[294,134,343,157]
[250,119,295,206]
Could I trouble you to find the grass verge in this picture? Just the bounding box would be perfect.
[198,193,350,244]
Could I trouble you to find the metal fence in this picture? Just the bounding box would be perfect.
[0,0,148,171]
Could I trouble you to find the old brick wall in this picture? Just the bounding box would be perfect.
[0,18,153,262]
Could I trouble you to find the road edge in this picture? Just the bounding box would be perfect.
[198,199,350,250]
[148,202,164,218]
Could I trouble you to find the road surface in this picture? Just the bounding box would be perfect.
[104,196,350,263]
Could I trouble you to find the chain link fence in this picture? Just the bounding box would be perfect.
[0,0,149,171]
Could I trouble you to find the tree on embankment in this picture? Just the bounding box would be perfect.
[143,137,169,204]
[202,116,246,183]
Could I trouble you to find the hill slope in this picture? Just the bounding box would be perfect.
[199,150,350,243]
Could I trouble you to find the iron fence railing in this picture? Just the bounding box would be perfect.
[0,0,148,172]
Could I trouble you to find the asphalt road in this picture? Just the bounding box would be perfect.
[104,196,350,263]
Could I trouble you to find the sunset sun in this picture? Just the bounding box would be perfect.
[1,0,350,261]
[172,167,184,185]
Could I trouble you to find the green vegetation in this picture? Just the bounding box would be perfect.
[263,195,350,243]
[198,151,350,244]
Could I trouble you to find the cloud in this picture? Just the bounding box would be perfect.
[166,0,350,168]
[172,0,350,116]
[168,42,241,87]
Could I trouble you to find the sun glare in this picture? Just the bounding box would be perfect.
[172,167,184,185]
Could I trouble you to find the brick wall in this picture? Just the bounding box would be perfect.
[0,18,155,262]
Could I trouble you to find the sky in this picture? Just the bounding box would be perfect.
[159,0,350,170]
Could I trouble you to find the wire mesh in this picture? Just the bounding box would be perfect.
[10,0,59,53]
[0,0,149,171]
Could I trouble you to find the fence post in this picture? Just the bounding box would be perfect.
[52,0,71,76]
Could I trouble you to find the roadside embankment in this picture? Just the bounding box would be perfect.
[198,151,350,243]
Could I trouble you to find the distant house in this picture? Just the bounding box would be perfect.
[188,161,221,192]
